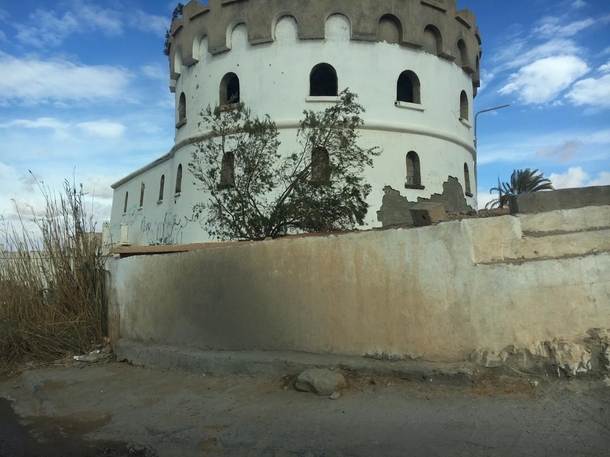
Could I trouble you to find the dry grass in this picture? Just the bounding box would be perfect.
[0,180,107,372]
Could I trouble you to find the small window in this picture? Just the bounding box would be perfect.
[311,147,330,183]
[220,72,240,105]
[406,151,422,187]
[175,164,182,194]
[464,163,472,196]
[123,192,128,213]
[460,91,469,121]
[397,71,421,104]
[178,92,186,122]
[219,152,235,189]
[158,175,165,202]
[310,63,338,97]
[139,182,145,208]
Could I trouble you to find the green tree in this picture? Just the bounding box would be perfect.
[487,168,554,209]
[188,90,381,241]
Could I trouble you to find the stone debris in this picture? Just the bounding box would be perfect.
[409,202,447,227]
[549,341,592,376]
[294,369,346,396]
[329,392,341,400]
[470,349,509,368]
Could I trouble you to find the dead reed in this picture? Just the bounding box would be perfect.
[0,180,107,371]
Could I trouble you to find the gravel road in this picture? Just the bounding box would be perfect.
[1,362,609,456]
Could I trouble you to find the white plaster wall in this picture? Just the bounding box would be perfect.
[111,15,477,245]
[176,18,474,144]
[109,160,180,247]
[106,206,610,362]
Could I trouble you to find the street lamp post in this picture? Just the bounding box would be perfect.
[474,104,510,149]
[472,104,510,208]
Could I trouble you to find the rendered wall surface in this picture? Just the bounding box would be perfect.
[109,8,480,246]
[106,205,610,362]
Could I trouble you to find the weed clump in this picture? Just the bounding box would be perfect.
[0,180,107,372]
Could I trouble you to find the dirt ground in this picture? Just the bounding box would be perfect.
[1,361,609,457]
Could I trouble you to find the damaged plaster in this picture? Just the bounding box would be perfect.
[471,329,610,377]
[377,176,475,227]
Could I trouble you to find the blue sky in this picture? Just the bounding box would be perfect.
[0,0,609,227]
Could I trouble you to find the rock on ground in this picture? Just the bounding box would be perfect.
[294,368,346,396]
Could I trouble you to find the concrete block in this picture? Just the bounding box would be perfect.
[409,202,446,226]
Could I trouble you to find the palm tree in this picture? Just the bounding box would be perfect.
[486,168,554,209]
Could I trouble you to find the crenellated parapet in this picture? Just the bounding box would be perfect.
[168,0,482,89]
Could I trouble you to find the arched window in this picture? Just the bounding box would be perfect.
[175,164,182,194]
[464,163,472,195]
[378,14,402,44]
[178,92,186,123]
[158,175,165,202]
[219,152,235,188]
[310,63,338,97]
[397,71,421,104]
[423,25,442,56]
[220,72,240,105]
[458,39,468,68]
[406,151,422,187]
[311,147,330,183]
[460,91,469,121]
[139,182,145,208]
[123,192,128,214]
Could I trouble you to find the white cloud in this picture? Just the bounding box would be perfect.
[479,70,495,93]
[23,2,118,44]
[77,121,126,139]
[15,9,79,47]
[476,191,496,210]
[549,167,590,188]
[12,2,168,48]
[534,16,595,38]
[478,127,610,166]
[0,117,125,139]
[15,2,122,48]
[599,62,610,73]
[589,172,610,186]
[0,53,132,104]
[77,1,123,35]
[572,0,587,9]
[81,174,120,200]
[493,38,583,71]
[587,129,610,144]
[129,11,168,37]
[141,64,167,81]
[549,167,610,189]
[566,74,610,107]
[537,139,582,162]
[500,55,589,104]
[0,117,69,131]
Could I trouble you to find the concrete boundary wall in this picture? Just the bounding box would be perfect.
[107,205,610,364]
[510,185,610,214]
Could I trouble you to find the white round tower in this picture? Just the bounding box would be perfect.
[110,0,482,246]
